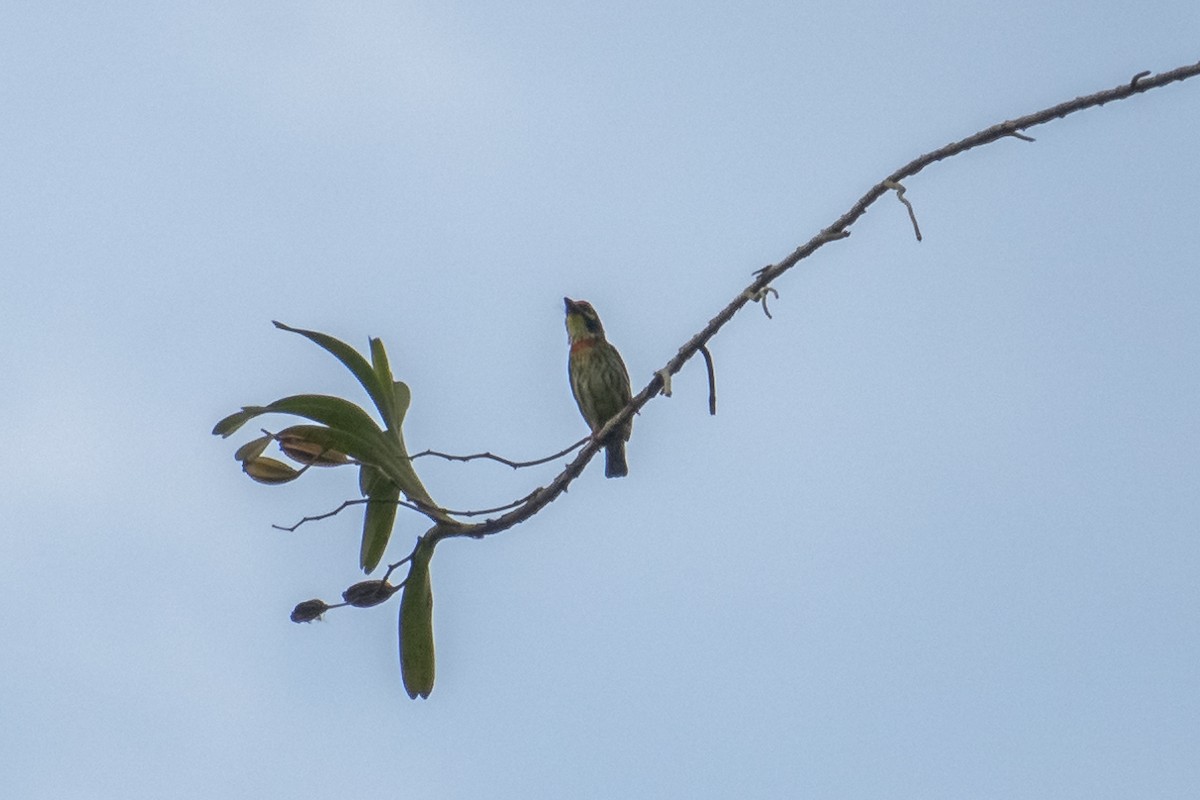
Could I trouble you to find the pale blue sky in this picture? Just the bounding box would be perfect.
[3,3,1199,798]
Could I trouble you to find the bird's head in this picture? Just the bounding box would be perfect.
[564,297,606,343]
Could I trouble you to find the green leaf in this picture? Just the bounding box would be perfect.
[369,338,392,384]
[215,397,421,513]
[366,340,415,435]
[264,394,380,437]
[215,394,384,459]
[273,322,397,429]
[358,462,404,574]
[392,381,411,425]
[217,392,439,517]
[369,337,398,427]
[360,488,400,573]
[385,427,438,512]
[399,541,436,699]
[213,406,268,437]
[359,463,396,497]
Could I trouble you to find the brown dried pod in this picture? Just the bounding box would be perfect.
[290,598,330,623]
[342,580,399,608]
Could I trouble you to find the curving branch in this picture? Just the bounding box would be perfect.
[273,63,1200,699]
[412,61,1200,548]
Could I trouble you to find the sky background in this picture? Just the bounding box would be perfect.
[3,3,1199,798]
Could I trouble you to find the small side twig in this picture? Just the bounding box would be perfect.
[656,368,674,397]
[698,344,717,415]
[409,437,588,469]
[273,498,373,531]
[883,180,923,242]
[383,550,416,581]
[745,286,779,318]
[275,488,546,533]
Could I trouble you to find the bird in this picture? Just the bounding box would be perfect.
[564,297,633,478]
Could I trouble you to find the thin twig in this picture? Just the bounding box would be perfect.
[409,437,589,469]
[698,345,717,416]
[264,423,587,472]
[273,499,372,531]
[884,180,923,241]
[276,488,545,533]
[383,553,415,581]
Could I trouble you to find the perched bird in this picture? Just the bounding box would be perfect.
[564,297,633,478]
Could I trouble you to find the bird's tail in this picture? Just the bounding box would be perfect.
[604,439,628,478]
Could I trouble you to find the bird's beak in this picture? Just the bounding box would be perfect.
[564,297,576,312]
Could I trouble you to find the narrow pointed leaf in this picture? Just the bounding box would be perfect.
[392,381,411,426]
[399,542,436,699]
[369,337,400,429]
[214,393,379,442]
[369,338,392,384]
[213,406,268,437]
[273,322,396,427]
[360,487,400,573]
[263,394,382,437]
[218,395,385,461]
[359,463,396,497]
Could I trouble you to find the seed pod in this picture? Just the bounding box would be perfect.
[233,435,272,463]
[242,456,301,484]
[342,580,399,608]
[290,599,329,623]
[276,425,351,467]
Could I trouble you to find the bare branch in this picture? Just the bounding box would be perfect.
[417,61,1200,549]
